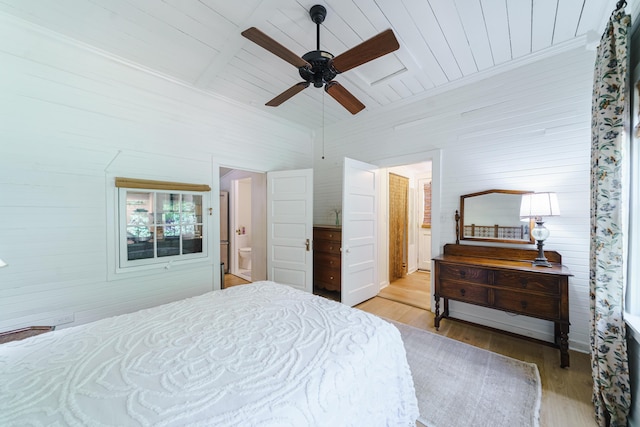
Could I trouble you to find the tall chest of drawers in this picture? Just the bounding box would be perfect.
[433,244,573,367]
[313,226,342,292]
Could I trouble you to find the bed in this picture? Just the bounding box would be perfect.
[0,281,418,426]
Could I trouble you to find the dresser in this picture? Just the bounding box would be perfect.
[433,244,572,367]
[313,226,342,292]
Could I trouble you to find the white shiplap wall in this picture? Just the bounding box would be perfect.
[0,14,312,332]
[313,44,596,352]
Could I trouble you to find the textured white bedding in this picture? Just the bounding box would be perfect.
[0,281,418,426]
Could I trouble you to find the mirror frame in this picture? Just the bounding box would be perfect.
[459,189,535,244]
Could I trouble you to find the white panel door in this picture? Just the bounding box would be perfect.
[418,228,432,271]
[417,178,432,271]
[342,158,378,306]
[266,169,313,292]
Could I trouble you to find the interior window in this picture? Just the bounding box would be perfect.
[117,186,208,270]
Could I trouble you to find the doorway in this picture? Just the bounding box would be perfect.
[232,177,252,281]
[377,161,432,310]
[219,168,267,286]
[218,167,313,291]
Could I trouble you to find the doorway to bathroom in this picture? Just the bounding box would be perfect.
[219,166,312,290]
[232,177,252,281]
[219,167,267,286]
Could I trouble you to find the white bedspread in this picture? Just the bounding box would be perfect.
[0,281,418,426]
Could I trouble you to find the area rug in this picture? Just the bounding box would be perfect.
[390,320,542,427]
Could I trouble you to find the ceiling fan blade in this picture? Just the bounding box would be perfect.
[266,82,310,107]
[241,27,310,68]
[332,29,400,73]
[325,81,365,114]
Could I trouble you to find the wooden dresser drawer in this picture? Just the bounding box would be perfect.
[439,263,490,284]
[493,290,560,319]
[314,228,341,242]
[439,281,489,305]
[314,239,341,255]
[315,267,341,291]
[314,252,340,268]
[494,270,559,295]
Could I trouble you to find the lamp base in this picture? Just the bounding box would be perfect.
[532,239,552,267]
[532,258,552,267]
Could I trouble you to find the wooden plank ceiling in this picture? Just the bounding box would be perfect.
[0,0,629,130]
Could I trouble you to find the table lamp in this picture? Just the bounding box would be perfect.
[520,192,560,267]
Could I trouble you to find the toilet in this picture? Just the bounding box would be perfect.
[238,247,251,270]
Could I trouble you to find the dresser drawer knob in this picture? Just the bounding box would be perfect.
[330,276,334,280]
[521,301,528,309]
[460,288,466,296]
[520,279,528,288]
[459,270,466,278]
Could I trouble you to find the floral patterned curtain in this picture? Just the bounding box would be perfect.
[590,3,631,426]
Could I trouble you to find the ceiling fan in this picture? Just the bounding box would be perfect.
[241,4,400,115]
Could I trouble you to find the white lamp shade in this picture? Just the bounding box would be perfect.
[520,192,560,218]
[0,259,7,268]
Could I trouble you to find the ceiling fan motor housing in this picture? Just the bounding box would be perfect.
[300,50,337,87]
[309,5,327,24]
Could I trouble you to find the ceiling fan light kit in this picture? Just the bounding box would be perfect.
[241,4,399,114]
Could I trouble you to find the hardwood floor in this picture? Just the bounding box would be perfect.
[377,271,431,310]
[223,273,251,288]
[356,297,596,427]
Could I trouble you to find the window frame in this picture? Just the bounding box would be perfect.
[112,178,211,275]
[626,81,640,334]
[625,20,640,334]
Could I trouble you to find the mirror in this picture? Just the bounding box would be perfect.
[459,189,534,244]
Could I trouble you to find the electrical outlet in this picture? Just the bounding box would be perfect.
[51,313,74,326]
